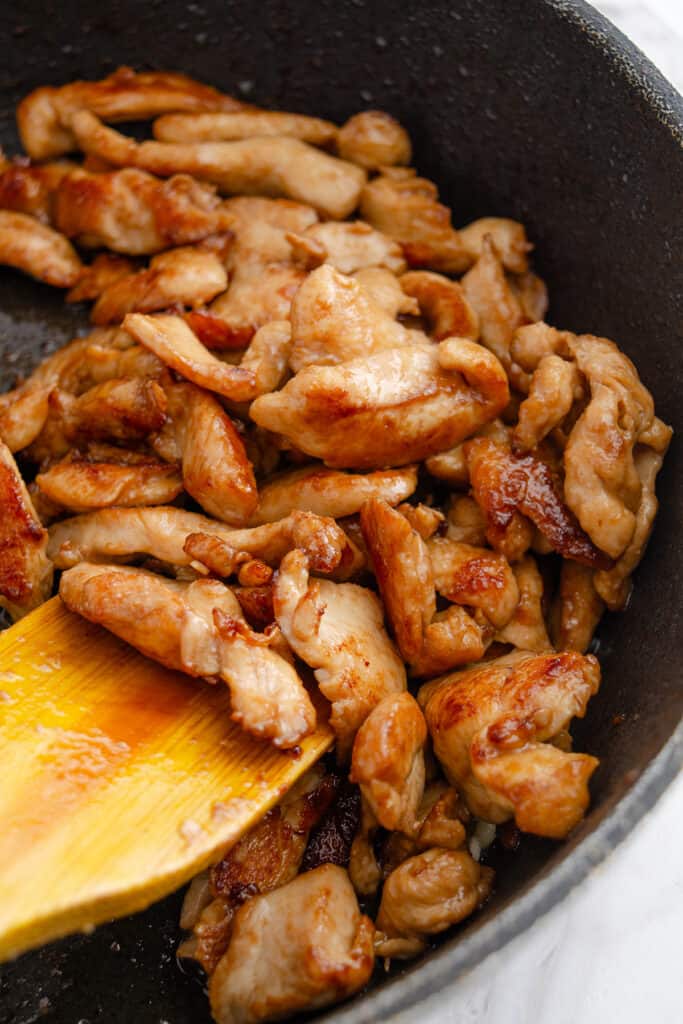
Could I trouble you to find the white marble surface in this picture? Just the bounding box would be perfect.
[420,3,683,1021]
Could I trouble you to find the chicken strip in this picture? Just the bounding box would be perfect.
[350,693,427,832]
[496,554,551,651]
[424,417,511,489]
[154,109,337,146]
[400,270,479,341]
[90,245,228,324]
[419,649,601,837]
[446,494,488,547]
[273,549,406,759]
[67,252,138,303]
[18,66,242,160]
[458,217,531,275]
[352,267,419,317]
[427,537,519,630]
[509,269,549,322]
[550,561,604,653]
[238,321,292,397]
[54,167,235,254]
[164,382,257,525]
[300,220,406,274]
[250,464,417,524]
[0,440,53,619]
[251,337,509,469]
[35,451,183,511]
[0,157,74,223]
[513,354,584,452]
[209,865,374,1024]
[67,110,366,220]
[336,110,412,168]
[0,210,82,287]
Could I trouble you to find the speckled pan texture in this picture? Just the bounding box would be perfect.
[0,1,681,1022]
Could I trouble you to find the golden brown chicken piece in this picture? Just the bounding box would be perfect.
[400,270,479,341]
[458,217,531,275]
[424,417,511,489]
[352,266,419,317]
[124,314,257,402]
[419,649,601,837]
[466,437,612,567]
[165,382,257,525]
[0,440,53,619]
[67,252,138,303]
[550,561,604,653]
[301,219,407,274]
[0,210,82,287]
[54,167,235,254]
[67,110,366,220]
[350,693,427,831]
[18,66,243,160]
[513,354,584,452]
[427,537,519,630]
[251,337,509,470]
[336,110,412,168]
[251,464,417,524]
[208,864,375,1024]
[273,549,406,759]
[90,245,228,325]
[509,269,549,323]
[0,158,74,223]
[237,321,293,397]
[59,563,315,749]
[154,109,337,146]
[375,849,493,958]
[496,554,551,651]
[34,450,183,512]
[289,264,425,372]
[396,502,444,540]
[446,494,488,546]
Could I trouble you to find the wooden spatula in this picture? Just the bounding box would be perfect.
[0,596,333,963]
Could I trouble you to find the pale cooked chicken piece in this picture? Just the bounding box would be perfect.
[496,554,551,651]
[164,382,257,525]
[67,110,366,220]
[419,649,601,837]
[18,66,243,160]
[60,563,315,749]
[350,693,426,831]
[35,451,183,511]
[465,437,612,567]
[461,235,527,389]
[400,270,479,341]
[250,464,417,524]
[458,217,532,275]
[251,337,509,469]
[0,158,75,223]
[67,252,138,303]
[25,377,168,463]
[90,245,228,325]
[412,783,470,851]
[124,313,257,402]
[446,494,488,546]
[550,561,604,653]
[336,110,412,168]
[513,354,584,452]
[208,864,375,1024]
[426,537,519,630]
[509,269,549,323]
[300,220,407,274]
[154,109,337,146]
[0,440,53,619]
[238,321,292,397]
[54,167,235,254]
[0,210,82,287]
[352,266,419,317]
[289,264,425,373]
[273,549,407,759]
[593,441,670,611]
[348,797,382,897]
[375,849,493,958]
[49,506,362,578]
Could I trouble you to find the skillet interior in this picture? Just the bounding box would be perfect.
[0,1,681,1021]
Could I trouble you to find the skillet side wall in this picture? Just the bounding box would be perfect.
[0,2,680,1022]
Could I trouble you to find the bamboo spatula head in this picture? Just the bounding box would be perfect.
[0,596,333,962]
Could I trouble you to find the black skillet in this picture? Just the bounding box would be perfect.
[0,1,681,1021]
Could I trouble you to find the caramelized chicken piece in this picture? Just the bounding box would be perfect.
[18,66,242,160]
[0,210,82,287]
[60,564,315,749]
[209,865,374,1024]
[68,110,366,220]
[550,561,604,653]
[348,798,382,897]
[350,693,426,831]
[427,537,519,629]
[35,450,183,511]
[412,783,470,851]
[251,464,417,524]
[252,337,509,470]
[336,111,412,169]
[513,354,584,452]
[239,321,293,396]
[154,109,337,146]
[273,549,406,759]
[124,313,257,402]
[0,440,53,619]
[466,437,612,567]
[90,245,228,324]
[375,849,493,958]
[289,264,424,373]
[165,382,257,525]
[396,502,444,540]
[0,158,74,222]
[54,167,235,254]
[458,217,531,275]
[301,219,406,274]
[424,417,510,489]
[496,554,551,651]
[400,270,479,341]
[446,494,488,546]
[419,650,601,837]
[67,252,137,303]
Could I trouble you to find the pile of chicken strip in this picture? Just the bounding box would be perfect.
[0,67,672,1024]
